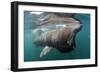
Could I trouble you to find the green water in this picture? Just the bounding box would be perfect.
[24,11,90,62]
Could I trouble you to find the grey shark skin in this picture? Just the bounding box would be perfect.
[33,12,83,58]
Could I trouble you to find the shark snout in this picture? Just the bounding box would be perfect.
[74,24,83,33]
[79,24,83,31]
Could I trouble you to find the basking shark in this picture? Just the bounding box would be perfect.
[32,12,83,58]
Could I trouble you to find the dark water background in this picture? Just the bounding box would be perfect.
[24,11,90,62]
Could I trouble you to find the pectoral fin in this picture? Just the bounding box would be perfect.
[40,46,52,58]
